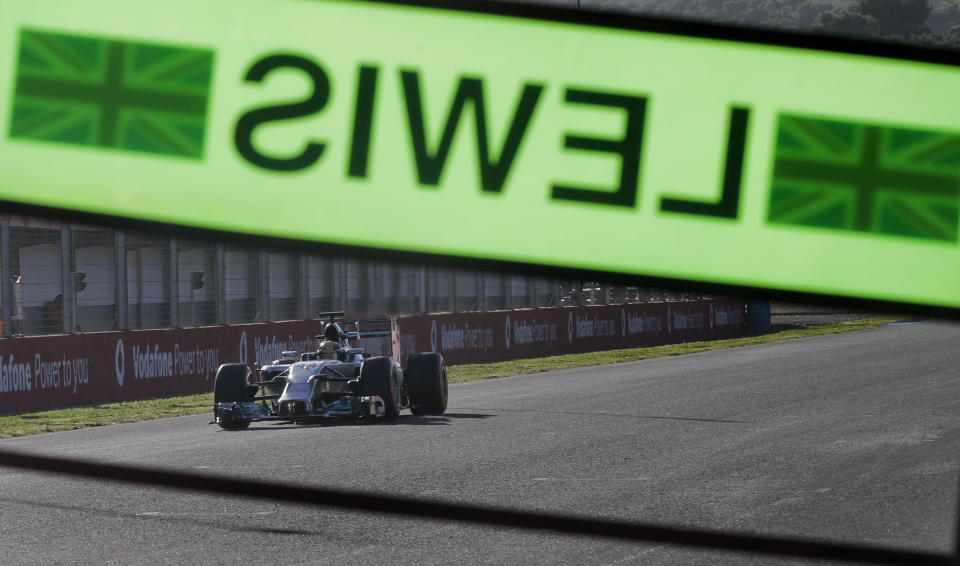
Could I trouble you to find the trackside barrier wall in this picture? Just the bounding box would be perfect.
[393,299,745,365]
[0,320,391,413]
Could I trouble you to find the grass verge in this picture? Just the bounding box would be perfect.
[0,316,898,439]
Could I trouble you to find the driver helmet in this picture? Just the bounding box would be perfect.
[323,322,343,344]
[319,340,339,360]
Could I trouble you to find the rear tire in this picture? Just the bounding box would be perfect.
[214,364,252,430]
[406,353,448,415]
[360,357,399,419]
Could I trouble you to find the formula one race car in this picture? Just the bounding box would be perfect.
[212,312,448,430]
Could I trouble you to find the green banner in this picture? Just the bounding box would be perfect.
[2,0,960,309]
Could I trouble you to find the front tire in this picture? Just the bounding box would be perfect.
[360,357,399,419]
[214,363,252,430]
[406,353,448,415]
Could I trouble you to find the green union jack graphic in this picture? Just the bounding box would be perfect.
[9,29,214,159]
[768,114,960,242]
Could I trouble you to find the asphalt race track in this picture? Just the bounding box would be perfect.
[1,320,959,565]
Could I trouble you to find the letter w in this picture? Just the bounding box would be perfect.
[400,71,543,192]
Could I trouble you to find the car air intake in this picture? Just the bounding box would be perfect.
[279,400,307,416]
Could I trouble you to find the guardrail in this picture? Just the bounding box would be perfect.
[393,299,745,365]
[0,319,391,413]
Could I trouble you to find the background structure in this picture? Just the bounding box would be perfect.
[0,216,708,336]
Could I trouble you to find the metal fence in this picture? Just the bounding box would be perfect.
[0,215,706,337]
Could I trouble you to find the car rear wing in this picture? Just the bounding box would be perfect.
[344,319,392,339]
[317,311,345,323]
[314,315,392,338]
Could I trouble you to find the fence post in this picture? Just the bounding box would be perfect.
[61,223,74,332]
[341,258,349,313]
[361,261,372,318]
[479,273,487,312]
[1,217,10,337]
[116,231,127,330]
[389,263,401,316]
[331,258,341,313]
[258,249,270,322]
[169,237,179,327]
[216,244,225,325]
[298,253,309,320]
[417,266,427,314]
[450,269,456,313]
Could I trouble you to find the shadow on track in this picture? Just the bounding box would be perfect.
[227,412,496,431]
[0,449,949,566]
[454,406,750,424]
[0,495,326,538]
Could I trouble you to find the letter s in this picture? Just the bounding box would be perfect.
[234,54,330,172]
